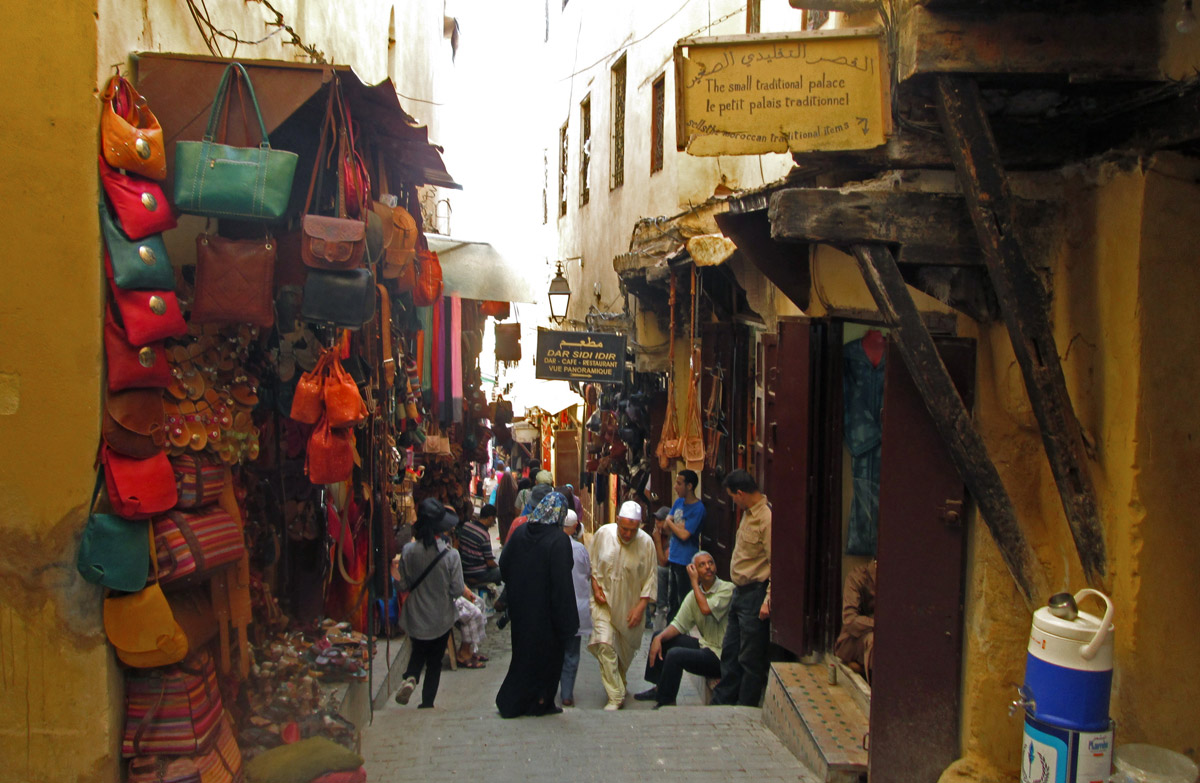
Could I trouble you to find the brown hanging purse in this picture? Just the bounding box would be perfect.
[681,267,705,468]
[657,272,681,467]
[300,80,366,271]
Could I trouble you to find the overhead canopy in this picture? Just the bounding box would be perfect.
[522,381,585,416]
[132,52,460,190]
[427,233,538,304]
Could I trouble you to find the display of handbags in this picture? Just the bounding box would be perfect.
[101,444,179,519]
[102,388,167,459]
[76,474,152,592]
[100,74,166,181]
[99,157,178,240]
[108,284,188,345]
[154,507,245,588]
[170,453,226,509]
[103,576,189,669]
[121,650,223,757]
[301,268,376,330]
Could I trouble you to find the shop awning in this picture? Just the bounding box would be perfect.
[427,234,539,304]
[524,381,585,416]
[131,52,460,190]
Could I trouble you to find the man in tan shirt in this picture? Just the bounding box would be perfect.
[711,469,772,706]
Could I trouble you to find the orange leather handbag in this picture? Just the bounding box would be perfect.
[324,356,367,429]
[100,75,167,181]
[306,416,355,484]
[290,352,332,424]
[412,249,444,307]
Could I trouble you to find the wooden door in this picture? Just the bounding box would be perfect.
[553,429,579,488]
[764,317,823,655]
[868,338,973,783]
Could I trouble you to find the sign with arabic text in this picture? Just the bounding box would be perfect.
[535,329,626,384]
[674,29,889,156]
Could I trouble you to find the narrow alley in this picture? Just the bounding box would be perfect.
[364,616,813,782]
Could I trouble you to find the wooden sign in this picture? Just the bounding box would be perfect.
[535,329,626,383]
[674,29,889,156]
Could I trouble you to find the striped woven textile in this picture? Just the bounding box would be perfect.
[193,712,244,783]
[154,508,244,587]
[122,650,222,757]
[171,454,225,509]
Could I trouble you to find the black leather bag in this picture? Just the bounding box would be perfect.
[301,268,376,329]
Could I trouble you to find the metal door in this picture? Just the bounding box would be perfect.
[868,338,973,783]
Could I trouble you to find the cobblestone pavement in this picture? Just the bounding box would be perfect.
[363,610,816,782]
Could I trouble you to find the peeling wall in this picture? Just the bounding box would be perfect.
[0,1,122,780]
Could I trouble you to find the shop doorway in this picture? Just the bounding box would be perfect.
[759,316,972,779]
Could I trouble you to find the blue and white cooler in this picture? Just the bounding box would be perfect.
[1020,589,1116,783]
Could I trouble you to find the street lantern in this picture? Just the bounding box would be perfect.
[548,262,571,324]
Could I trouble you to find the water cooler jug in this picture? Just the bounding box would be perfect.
[1017,589,1115,783]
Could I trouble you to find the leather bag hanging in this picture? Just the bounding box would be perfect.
[324,355,367,428]
[375,165,418,280]
[101,444,178,519]
[290,351,332,424]
[306,415,355,484]
[104,306,171,392]
[103,536,189,669]
[100,74,167,181]
[153,507,245,588]
[100,211,175,291]
[657,271,682,467]
[682,268,706,468]
[102,388,166,458]
[191,232,276,327]
[494,322,521,362]
[121,650,222,757]
[301,268,376,330]
[480,300,510,319]
[77,473,152,592]
[170,453,226,509]
[300,81,367,271]
[108,284,188,345]
[173,62,299,220]
[99,157,176,240]
[412,248,443,307]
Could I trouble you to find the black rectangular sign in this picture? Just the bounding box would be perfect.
[535,329,626,383]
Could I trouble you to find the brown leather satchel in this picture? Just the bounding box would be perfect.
[103,389,166,459]
[299,79,367,271]
[191,233,276,328]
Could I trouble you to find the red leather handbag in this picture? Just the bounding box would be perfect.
[99,157,176,240]
[109,285,187,345]
[324,356,366,428]
[101,445,178,519]
[412,249,443,307]
[339,98,371,220]
[104,306,171,392]
[306,416,355,484]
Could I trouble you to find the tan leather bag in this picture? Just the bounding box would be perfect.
[103,532,189,669]
[103,388,166,459]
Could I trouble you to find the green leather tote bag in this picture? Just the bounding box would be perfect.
[173,62,299,221]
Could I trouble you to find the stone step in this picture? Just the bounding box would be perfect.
[763,662,869,783]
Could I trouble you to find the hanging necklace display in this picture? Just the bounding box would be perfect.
[656,271,682,467]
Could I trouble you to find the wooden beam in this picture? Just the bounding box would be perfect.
[937,74,1107,584]
[715,209,811,310]
[851,243,1045,607]
[900,265,999,323]
[898,7,1160,82]
[770,188,1054,267]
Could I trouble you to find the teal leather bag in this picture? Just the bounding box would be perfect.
[173,62,299,221]
[100,206,175,291]
[76,473,152,592]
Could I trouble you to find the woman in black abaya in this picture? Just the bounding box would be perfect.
[495,492,579,718]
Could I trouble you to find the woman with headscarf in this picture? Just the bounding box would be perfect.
[495,492,579,718]
[391,498,464,709]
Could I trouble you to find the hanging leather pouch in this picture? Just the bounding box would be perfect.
[307,416,355,484]
[108,284,188,345]
[412,249,443,307]
[301,268,376,330]
[100,75,167,181]
[101,444,179,519]
[103,540,189,670]
[324,355,367,428]
[102,388,166,458]
[100,211,175,291]
[192,232,276,327]
[99,157,176,240]
[290,351,331,424]
[77,473,152,592]
[299,80,366,270]
[104,306,171,392]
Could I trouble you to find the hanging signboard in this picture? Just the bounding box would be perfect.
[535,329,626,384]
[674,28,890,156]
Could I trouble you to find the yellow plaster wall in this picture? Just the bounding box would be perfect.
[0,2,124,782]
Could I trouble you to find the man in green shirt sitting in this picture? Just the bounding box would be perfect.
[633,551,733,708]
